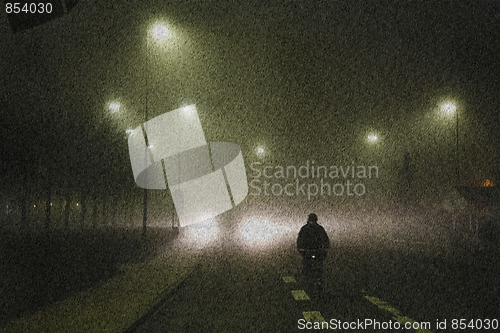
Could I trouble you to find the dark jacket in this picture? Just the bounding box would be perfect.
[297,223,331,254]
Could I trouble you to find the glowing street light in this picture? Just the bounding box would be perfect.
[148,21,171,51]
[149,21,170,41]
[440,101,457,116]
[181,104,196,116]
[367,133,379,143]
[108,101,121,113]
[107,101,121,113]
[256,146,266,157]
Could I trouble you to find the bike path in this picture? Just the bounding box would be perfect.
[0,240,201,333]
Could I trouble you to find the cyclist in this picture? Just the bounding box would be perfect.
[297,213,331,288]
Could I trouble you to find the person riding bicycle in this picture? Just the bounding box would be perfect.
[297,213,331,287]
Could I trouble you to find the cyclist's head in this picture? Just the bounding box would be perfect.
[307,213,318,224]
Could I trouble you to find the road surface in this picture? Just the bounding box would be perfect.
[128,212,499,332]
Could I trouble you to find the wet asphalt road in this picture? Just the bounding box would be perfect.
[128,221,499,333]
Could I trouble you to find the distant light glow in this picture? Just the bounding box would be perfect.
[440,101,457,116]
[256,146,266,156]
[149,22,170,41]
[481,179,494,187]
[107,101,121,113]
[181,104,196,116]
[185,218,218,246]
[240,219,286,244]
[367,133,378,143]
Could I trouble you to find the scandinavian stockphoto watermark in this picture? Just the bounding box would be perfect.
[249,160,378,200]
[127,105,248,227]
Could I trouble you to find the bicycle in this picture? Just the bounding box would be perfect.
[298,248,328,292]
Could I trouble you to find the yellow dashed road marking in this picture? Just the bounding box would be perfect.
[302,311,326,323]
[364,295,433,333]
[282,276,296,283]
[291,290,310,301]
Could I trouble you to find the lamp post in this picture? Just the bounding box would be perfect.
[440,101,460,234]
[440,101,459,184]
[143,21,171,236]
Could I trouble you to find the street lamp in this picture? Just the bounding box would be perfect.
[107,100,121,113]
[145,20,172,120]
[147,21,172,57]
[439,100,459,184]
[439,100,461,235]
[149,21,170,43]
[256,146,266,157]
[441,101,456,116]
[142,20,173,235]
[367,133,379,144]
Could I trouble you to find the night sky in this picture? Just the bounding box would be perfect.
[1,0,499,205]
